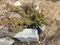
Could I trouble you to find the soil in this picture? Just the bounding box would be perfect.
[0,0,60,45]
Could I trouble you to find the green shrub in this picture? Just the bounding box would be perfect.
[0,2,47,34]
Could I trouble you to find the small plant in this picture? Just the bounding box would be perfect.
[0,2,47,34]
[17,2,47,28]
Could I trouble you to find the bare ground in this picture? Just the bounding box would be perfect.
[0,0,60,45]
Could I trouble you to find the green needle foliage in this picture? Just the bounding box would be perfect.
[11,2,47,32]
[0,2,47,34]
[13,2,47,29]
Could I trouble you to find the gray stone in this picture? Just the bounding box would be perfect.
[0,25,9,38]
[9,12,21,18]
[9,1,21,7]
[39,24,45,31]
[0,31,9,38]
[34,3,39,11]
[13,29,39,42]
[0,38,14,45]
[13,1,21,6]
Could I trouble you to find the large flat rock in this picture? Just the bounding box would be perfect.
[13,29,39,42]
